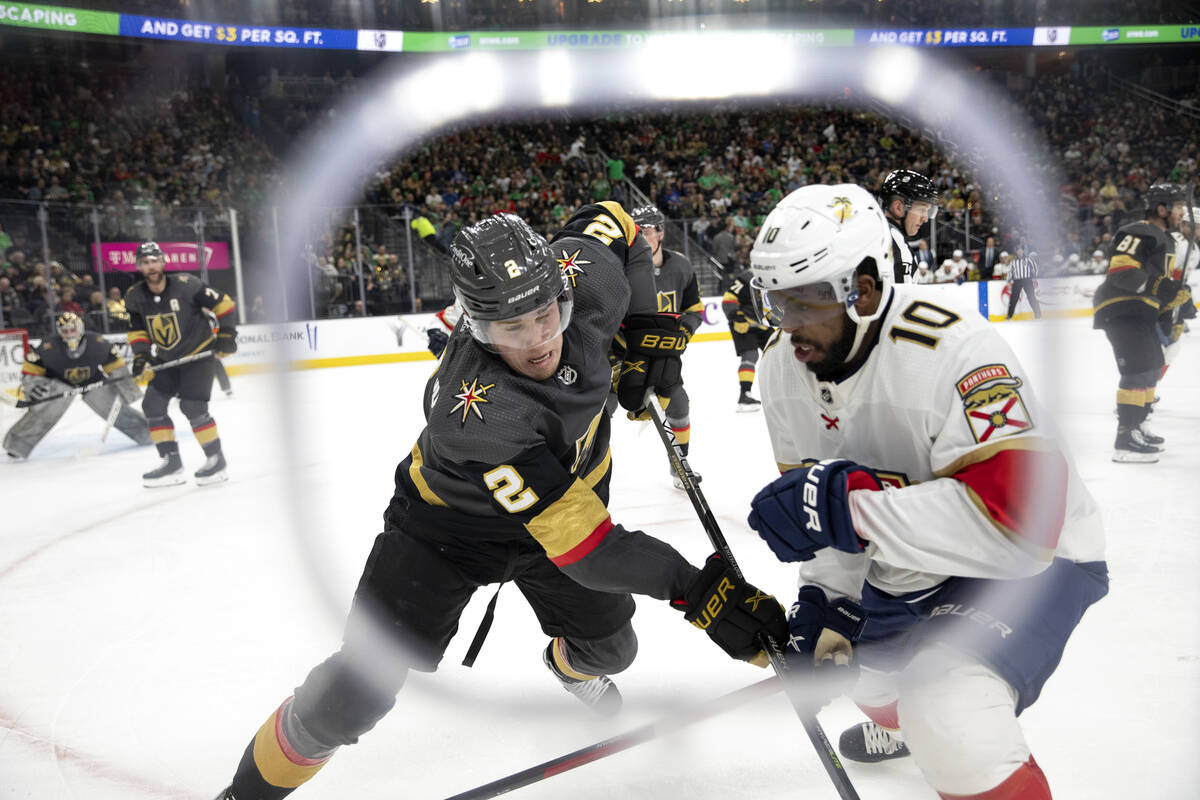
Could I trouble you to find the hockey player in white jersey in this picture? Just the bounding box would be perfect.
[745,184,1107,799]
[1161,204,1199,385]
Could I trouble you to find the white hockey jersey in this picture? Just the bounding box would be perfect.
[1171,231,1198,285]
[758,284,1105,601]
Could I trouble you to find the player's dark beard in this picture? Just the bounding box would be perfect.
[807,315,859,382]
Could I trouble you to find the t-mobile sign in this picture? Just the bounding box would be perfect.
[93,241,230,272]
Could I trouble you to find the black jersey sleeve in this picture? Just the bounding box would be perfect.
[553,201,657,315]
[678,273,703,336]
[195,281,237,332]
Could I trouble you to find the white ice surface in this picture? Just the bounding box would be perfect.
[1,316,1197,799]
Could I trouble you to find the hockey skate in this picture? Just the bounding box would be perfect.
[143,453,185,487]
[838,721,910,763]
[543,640,622,715]
[1112,427,1160,463]
[737,391,761,412]
[194,452,229,485]
[1136,421,1164,448]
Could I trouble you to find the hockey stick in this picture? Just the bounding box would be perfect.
[645,393,862,800]
[17,351,214,408]
[99,395,121,443]
[443,677,781,800]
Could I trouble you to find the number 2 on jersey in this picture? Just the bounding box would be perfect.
[484,465,539,513]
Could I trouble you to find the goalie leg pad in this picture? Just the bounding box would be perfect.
[3,396,72,458]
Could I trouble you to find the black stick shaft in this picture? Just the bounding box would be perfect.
[443,678,780,800]
[646,393,862,800]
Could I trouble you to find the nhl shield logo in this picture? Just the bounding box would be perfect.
[148,312,182,349]
[820,387,833,404]
[956,364,1033,443]
[64,366,91,385]
[374,31,386,49]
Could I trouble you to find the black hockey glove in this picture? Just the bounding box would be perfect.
[426,328,449,358]
[616,312,687,413]
[131,352,151,379]
[672,553,787,665]
[216,329,238,356]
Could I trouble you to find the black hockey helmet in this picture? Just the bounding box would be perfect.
[55,311,85,347]
[881,169,939,218]
[1144,183,1185,213]
[136,241,164,261]
[631,205,665,229]
[450,214,573,351]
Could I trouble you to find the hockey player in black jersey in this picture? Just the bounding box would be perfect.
[3,312,151,458]
[213,206,786,800]
[880,169,939,284]
[722,267,774,411]
[124,241,238,486]
[631,205,705,489]
[1093,183,1191,462]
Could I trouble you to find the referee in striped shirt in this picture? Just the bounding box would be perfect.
[1005,245,1042,320]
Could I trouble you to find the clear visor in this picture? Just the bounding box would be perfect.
[468,293,574,353]
[908,199,938,220]
[753,281,853,328]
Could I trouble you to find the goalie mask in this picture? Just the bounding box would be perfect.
[749,184,893,364]
[449,213,573,353]
[55,311,85,353]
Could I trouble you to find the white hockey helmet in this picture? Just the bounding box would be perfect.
[749,183,893,332]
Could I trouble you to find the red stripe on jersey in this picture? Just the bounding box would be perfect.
[550,517,614,567]
[953,448,1067,553]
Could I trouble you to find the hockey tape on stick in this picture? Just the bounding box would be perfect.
[645,392,862,800]
[443,677,780,800]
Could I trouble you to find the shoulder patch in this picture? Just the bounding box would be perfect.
[956,364,1033,443]
[450,377,494,424]
[557,247,591,288]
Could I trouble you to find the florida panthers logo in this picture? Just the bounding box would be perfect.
[956,364,1033,443]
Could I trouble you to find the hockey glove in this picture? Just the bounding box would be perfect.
[671,553,788,665]
[216,330,238,356]
[748,459,883,562]
[1165,286,1193,313]
[785,586,866,706]
[426,328,449,358]
[616,312,687,413]
[131,352,152,379]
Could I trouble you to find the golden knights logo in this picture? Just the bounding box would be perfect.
[829,196,854,223]
[64,366,92,385]
[147,312,182,349]
[449,377,493,423]
[956,364,1033,443]
[656,290,678,313]
[557,248,591,288]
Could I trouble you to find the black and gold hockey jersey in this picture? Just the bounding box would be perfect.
[22,333,125,386]
[1093,221,1180,328]
[654,249,704,336]
[387,202,696,601]
[124,273,235,359]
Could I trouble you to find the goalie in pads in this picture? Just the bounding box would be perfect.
[4,312,151,459]
[745,184,1107,799]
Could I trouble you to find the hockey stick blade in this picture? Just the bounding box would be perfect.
[443,677,780,800]
[645,392,862,800]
